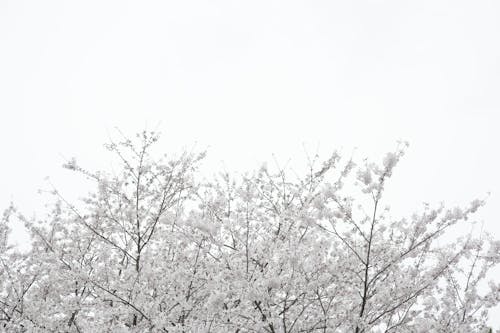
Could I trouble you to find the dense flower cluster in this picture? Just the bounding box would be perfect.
[1,132,498,332]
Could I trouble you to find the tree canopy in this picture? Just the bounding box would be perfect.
[1,131,499,332]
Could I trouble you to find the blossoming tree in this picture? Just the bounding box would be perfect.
[1,131,499,332]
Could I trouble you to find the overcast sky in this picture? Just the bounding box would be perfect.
[1,0,499,326]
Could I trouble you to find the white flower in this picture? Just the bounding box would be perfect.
[266,277,281,289]
[357,168,372,186]
[383,152,397,171]
[194,221,218,235]
[207,291,225,308]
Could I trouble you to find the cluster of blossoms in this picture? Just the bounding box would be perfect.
[1,132,498,333]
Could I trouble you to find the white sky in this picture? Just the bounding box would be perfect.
[1,0,500,327]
